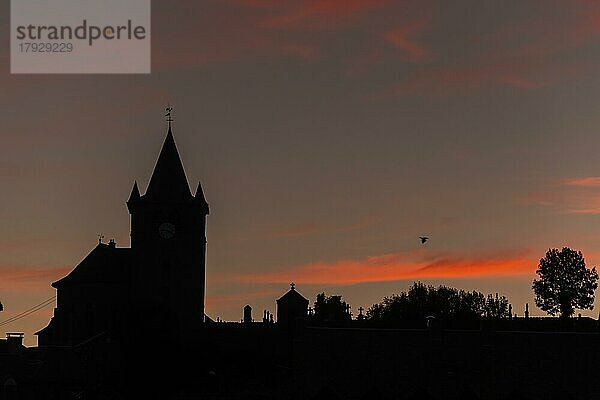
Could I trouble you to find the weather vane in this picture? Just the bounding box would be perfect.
[165,105,174,129]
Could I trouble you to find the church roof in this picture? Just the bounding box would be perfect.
[142,127,193,202]
[52,243,132,288]
[276,286,309,305]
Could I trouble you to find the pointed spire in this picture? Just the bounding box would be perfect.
[128,181,140,202]
[144,127,192,202]
[194,181,210,213]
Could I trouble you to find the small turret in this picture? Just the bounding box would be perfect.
[126,181,141,212]
[194,181,209,214]
[276,283,309,331]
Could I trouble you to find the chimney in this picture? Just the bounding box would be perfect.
[243,305,252,324]
[6,333,24,354]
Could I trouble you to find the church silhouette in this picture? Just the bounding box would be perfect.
[1,121,600,399]
[37,127,210,346]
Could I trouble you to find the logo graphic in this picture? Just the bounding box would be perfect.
[11,0,151,74]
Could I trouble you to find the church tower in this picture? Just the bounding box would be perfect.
[127,127,209,334]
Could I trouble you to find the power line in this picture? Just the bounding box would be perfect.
[0,297,55,327]
[0,296,56,327]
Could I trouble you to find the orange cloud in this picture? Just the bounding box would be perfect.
[562,177,600,187]
[559,177,600,215]
[564,193,600,215]
[232,249,534,285]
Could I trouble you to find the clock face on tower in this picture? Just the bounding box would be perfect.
[158,222,176,239]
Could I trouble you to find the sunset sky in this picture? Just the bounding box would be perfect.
[3,0,600,345]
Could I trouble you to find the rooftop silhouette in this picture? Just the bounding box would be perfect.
[143,127,193,202]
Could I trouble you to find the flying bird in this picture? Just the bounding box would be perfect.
[419,236,429,244]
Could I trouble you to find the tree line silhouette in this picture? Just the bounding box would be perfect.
[367,282,510,323]
[308,283,510,328]
[306,247,599,327]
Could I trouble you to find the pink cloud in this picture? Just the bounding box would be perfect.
[152,0,440,72]
[520,177,600,215]
[560,177,600,214]
[384,16,431,62]
[152,0,393,69]
[378,1,600,97]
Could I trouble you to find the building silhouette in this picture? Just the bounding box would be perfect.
[36,127,209,346]
[277,283,309,331]
[1,122,599,399]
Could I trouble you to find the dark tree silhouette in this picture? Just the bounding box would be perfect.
[532,247,598,318]
[485,293,510,319]
[366,282,510,324]
[313,292,351,322]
